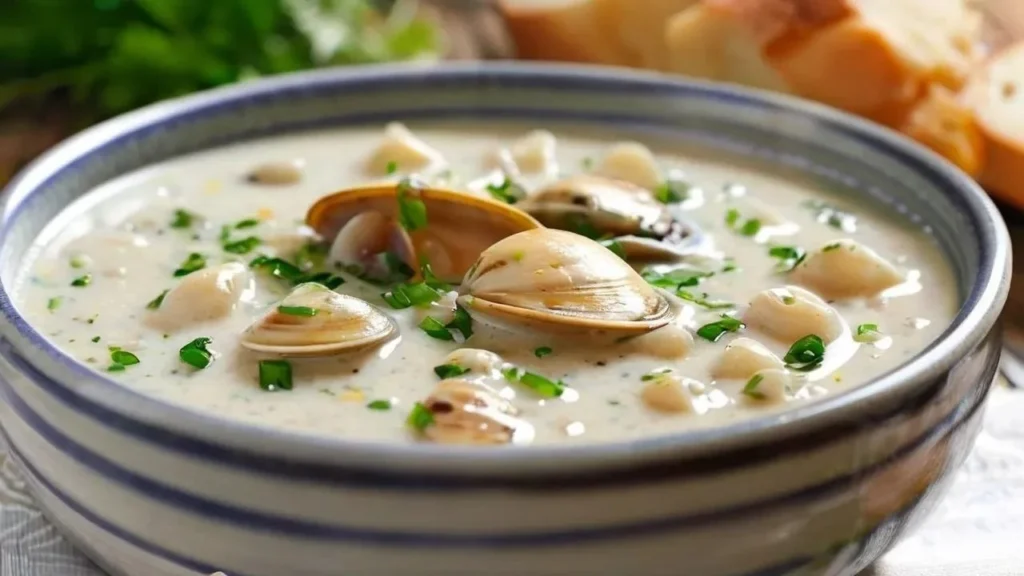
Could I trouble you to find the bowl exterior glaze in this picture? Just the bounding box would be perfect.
[0,63,1010,576]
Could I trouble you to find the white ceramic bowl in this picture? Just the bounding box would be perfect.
[0,63,1011,576]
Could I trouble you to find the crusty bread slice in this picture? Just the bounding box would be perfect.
[499,0,630,65]
[965,42,1024,206]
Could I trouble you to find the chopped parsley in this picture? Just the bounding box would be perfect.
[739,219,762,236]
[173,253,206,277]
[223,236,261,254]
[386,161,398,175]
[654,179,690,204]
[146,290,169,310]
[170,209,197,229]
[784,334,826,372]
[91,336,101,343]
[407,402,435,432]
[854,323,882,343]
[111,350,139,366]
[725,208,762,237]
[486,177,527,204]
[534,346,553,358]
[742,374,766,400]
[70,274,92,287]
[600,238,627,260]
[433,364,469,379]
[696,315,744,342]
[768,245,806,272]
[641,368,672,381]
[396,178,428,231]
[258,359,293,391]
[502,366,566,398]
[179,337,214,369]
[419,316,454,341]
[725,208,741,226]
[803,200,857,232]
[367,399,392,411]
[277,305,319,317]
[47,297,61,311]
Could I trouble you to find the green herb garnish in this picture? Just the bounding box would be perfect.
[485,177,526,204]
[386,161,398,175]
[534,346,553,358]
[563,213,603,240]
[258,359,292,391]
[823,243,842,252]
[146,289,169,310]
[47,297,61,311]
[70,274,91,287]
[91,336,100,343]
[419,316,454,341]
[676,290,734,310]
[367,399,392,411]
[641,368,671,381]
[173,253,206,277]
[433,364,469,379]
[234,218,260,229]
[854,323,882,343]
[696,315,745,342]
[742,374,765,399]
[725,209,741,226]
[784,334,826,371]
[179,337,213,370]
[396,178,428,231]
[446,304,473,340]
[110,350,139,366]
[107,363,125,372]
[600,238,627,260]
[420,261,451,292]
[768,245,806,272]
[782,295,796,305]
[277,305,319,317]
[294,242,327,271]
[407,402,435,432]
[381,281,442,309]
[223,236,261,254]
[654,179,690,204]
[739,219,762,237]
[641,267,711,289]
[170,209,196,229]
[502,366,566,398]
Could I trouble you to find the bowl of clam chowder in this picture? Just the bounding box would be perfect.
[0,63,1010,576]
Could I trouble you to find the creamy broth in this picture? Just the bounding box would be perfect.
[13,124,958,445]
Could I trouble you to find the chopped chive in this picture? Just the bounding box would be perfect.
[258,359,293,391]
[234,218,261,229]
[70,274,92,287]
[445,304,473,340]
[367,399,392,411]
[725,208,741,226]
[179,337,214,369]
[277,305,319,317]
[386,161,398,175]
[91,336,100,343]
[641,368,671,381]
[47,297,61,311]
[854,323,882,343]
[107,363,126,372]
[742,374,766,399]
[382,281,442,310]
[654,179,690,204]
[675,290,734,310]
[641,267,711,289]
[722,261,738,273]
[419,316,454,341]
[223,236,261,254]
[696,315,745,342]
[406,402,435,432]
[486,177,527,204]
[173,253,206,277]
[768,245,807,272]
[420,261,451,291]
[534,346,553,358]
[170,209,197,229]
[396,178,428,231]
[823,243,842,252]
[600,238,627,260]
[146,289,169,310]
[294,242,327,271]
[739,219,762,236]
[502,367,566,398]
[782,295,796,305]
[111,350,139,366]
[433,364,469,379]
[784,334,826,372]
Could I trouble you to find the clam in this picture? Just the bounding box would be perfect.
[458,229,681,337]
[146,262,253,332]
[418,379,532,445]
[307,179,540,283]
[518,175,703,261]
[241,283,397,357]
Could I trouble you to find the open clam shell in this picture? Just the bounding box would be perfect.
[458,229,679,337]
[307,180,540,283]
[241,283,397,357]
[518,175,704,261]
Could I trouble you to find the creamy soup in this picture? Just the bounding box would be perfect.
[13,123,958,445]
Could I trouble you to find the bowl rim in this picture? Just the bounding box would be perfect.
[0,61,1011,476]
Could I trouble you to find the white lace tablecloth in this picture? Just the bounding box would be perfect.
[1,384,1022,576]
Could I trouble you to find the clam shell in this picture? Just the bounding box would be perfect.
[307,181,540,283]
[458,229,678,336]
[519,175,703,261]
[241,283,397,357]
[420,379,532,445]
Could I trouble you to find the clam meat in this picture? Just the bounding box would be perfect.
[417,378,533,445]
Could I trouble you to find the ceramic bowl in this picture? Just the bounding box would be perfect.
[0,63,1011,576]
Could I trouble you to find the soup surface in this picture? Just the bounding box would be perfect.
[13,123,958,445]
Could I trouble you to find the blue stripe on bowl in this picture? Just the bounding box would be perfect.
[0,65,1007,486]
[0,348,986,546]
